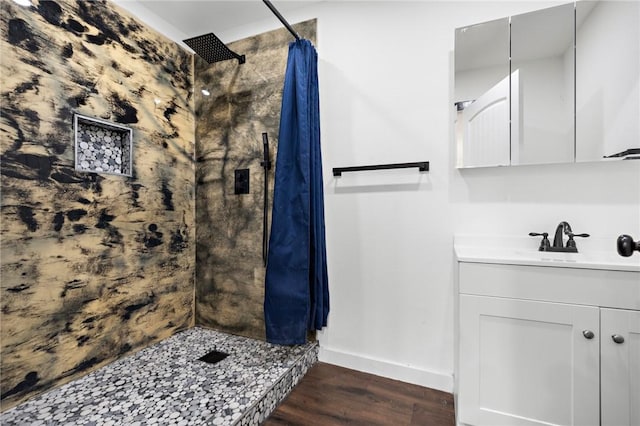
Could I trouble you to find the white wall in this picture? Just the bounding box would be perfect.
[218,1,640,393]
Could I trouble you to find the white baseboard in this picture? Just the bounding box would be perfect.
[318,347,454,393]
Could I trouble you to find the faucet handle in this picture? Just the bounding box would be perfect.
[568,232,590,238]
[529,232,551,251]
[566,232,589,250]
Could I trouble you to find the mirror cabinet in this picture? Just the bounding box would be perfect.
[576,1,640,162]
[454,18,510,168]
[455,1,640,168]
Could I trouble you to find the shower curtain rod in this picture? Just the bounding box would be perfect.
[263,0,301,41]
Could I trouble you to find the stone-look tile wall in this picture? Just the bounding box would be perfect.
[195,20,317,340]
[0,0,194,410]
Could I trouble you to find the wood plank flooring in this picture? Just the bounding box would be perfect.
[264,362,455,425]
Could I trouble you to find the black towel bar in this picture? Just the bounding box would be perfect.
[333,161,429,177]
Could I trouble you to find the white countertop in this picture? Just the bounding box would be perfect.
[454,234,640,272]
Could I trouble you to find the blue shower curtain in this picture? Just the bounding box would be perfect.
[264,39,329,345]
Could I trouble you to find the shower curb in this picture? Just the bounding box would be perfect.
[228,342,319,426]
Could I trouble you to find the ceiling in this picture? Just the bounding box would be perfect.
[112,1,321,52]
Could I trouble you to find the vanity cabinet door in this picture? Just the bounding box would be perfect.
[601,308,640,426]
[458,295,600,426]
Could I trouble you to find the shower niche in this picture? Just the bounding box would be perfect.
[74,114,133,177]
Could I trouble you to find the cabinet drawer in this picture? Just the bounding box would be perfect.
[459,262,640,310]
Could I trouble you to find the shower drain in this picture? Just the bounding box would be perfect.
[198,350,229,365]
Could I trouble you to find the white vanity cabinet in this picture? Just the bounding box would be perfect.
[456,261,640,426]
[459,294,600,425]
[600,308,640,426]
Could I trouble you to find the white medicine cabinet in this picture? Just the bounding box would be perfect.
[454,1,640,168]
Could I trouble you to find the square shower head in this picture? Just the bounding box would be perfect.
[183,33,245,64]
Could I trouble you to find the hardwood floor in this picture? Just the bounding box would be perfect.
[264,362,456,425]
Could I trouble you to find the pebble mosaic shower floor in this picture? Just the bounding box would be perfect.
[0,327,318,425]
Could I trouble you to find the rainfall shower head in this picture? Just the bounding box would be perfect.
[183,32,245,64]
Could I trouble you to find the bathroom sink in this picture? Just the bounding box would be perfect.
[512,249,634,267]
[454,234,640,272]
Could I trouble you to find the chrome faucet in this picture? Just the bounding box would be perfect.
[530,221,589,252]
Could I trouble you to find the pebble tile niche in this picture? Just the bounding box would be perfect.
[74,114,133,176]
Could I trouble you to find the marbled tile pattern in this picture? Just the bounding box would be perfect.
[0,327,318,426]
[1,0,194,410]
[195,20,317,341]
[75,116,132,176]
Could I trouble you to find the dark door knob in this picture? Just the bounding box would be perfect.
[617,235,640,257]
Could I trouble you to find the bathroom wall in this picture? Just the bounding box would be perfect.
[0,0,194,410]
[216,1,640,392]
[194,20,316,340]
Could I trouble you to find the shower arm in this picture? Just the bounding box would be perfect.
[263,0,301,41]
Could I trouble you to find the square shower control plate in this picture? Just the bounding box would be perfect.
[234,168,250,194]
[74,114,133,177]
